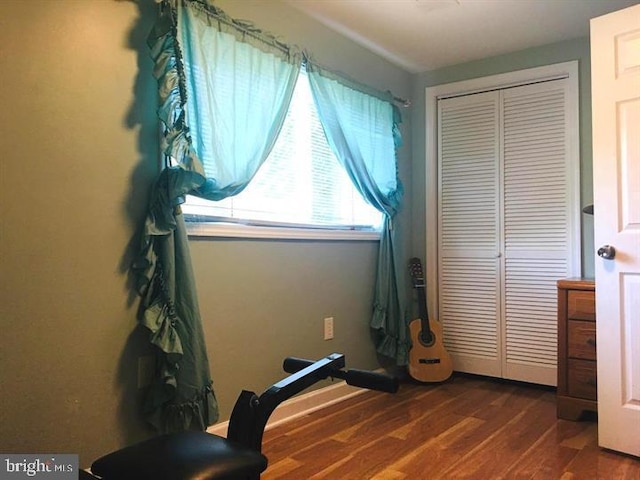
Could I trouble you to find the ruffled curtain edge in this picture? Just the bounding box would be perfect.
[134,0,217,432]
[132,168,218,432]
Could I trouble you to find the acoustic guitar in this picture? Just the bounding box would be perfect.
[407,257,453,383]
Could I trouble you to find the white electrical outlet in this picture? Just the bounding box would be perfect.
[324,317,334,340]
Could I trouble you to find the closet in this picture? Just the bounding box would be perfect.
[428,63,580,386]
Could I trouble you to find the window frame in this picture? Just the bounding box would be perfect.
[184,218,381,241]
[181,67,385,241]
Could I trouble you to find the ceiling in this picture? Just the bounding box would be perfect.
[284,0,639,73]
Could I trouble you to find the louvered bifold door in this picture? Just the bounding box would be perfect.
[501,80,571,386]
[438,91,502,377]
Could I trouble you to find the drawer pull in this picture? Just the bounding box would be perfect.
[587,378,597,387]
[587,338,596,347]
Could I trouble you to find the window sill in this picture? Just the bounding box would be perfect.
[185,221,381,241]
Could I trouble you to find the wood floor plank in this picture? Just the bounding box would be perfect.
[259,374,640,479]
[394,403,524,478]
[263,392,386,463]
[369,468,407,480]
[500,423,583,479]
[312,436,408,479]
[559,421,599,449]
[389,403,466,443]
[437,394,558,478]
[563,444,640,479]
[388,416,486,477]
[259,457,301,478]
[268,438,350,480]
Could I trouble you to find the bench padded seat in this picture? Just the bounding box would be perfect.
[90,431,267,480]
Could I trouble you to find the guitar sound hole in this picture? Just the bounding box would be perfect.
[419,332,435,347]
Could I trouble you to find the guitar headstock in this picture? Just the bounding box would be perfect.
[408,257,425,288]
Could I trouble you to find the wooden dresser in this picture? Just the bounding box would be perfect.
[557,278,597,420]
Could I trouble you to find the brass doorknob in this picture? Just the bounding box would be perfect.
[597,245,616,259]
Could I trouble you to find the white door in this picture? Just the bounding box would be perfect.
[591,4,640,457]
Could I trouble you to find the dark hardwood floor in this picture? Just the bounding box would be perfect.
[261,374,640,479]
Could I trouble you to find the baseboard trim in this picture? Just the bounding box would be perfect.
[207,378,366,437]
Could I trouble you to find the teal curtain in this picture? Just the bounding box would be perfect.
[176,0,302,199]
[136,0,301,432]
[306,62,409,365]
[133,168,218,433]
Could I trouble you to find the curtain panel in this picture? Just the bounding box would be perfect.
[177,0,302,199]
[306,63,409,365]
[133,168,218,433]
[138,0,301,432]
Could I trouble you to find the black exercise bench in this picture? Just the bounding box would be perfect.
[86,353,398,479]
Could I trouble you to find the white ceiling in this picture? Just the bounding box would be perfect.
[285,0,639,73]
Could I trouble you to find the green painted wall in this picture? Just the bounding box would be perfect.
[410,37,595,278]
[0,0,412,468]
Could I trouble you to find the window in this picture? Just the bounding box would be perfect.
[182,69,383,240]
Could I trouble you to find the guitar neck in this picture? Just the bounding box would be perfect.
[415,282,431,335]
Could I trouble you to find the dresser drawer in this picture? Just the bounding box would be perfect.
[567,359,597,400]
[557,279,596,420]
[568,320,596,360]
[567,290,596,321]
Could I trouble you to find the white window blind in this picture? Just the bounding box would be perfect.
[182,69,383,234]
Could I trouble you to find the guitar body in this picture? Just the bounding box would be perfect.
[408,317,453,383]
[407,257,453,383]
